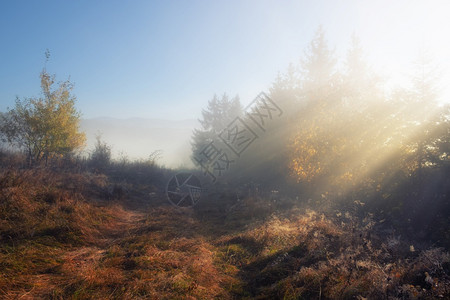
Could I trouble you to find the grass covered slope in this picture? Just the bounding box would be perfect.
[1,169,450,299]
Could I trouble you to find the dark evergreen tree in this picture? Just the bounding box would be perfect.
[191,94,242,165]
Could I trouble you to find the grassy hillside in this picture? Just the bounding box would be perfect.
[1,166,450,299]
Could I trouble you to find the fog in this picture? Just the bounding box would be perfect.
[80,117,197,168]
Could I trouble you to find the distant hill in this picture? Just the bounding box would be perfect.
[80,117,199,168]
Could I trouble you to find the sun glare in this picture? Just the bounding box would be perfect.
[358,0,450,103]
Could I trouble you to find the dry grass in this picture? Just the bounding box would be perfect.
[1,169,450,299]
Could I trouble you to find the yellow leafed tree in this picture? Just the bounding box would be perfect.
[0,68,86,166]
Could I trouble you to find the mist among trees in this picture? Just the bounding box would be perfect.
[1,27,450,299]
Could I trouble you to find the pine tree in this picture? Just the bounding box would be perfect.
[191,94,242,164]
[300,26,338,103]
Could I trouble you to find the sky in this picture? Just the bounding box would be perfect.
[1,0,450,121]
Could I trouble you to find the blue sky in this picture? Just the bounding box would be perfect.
[1,0,449,120]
